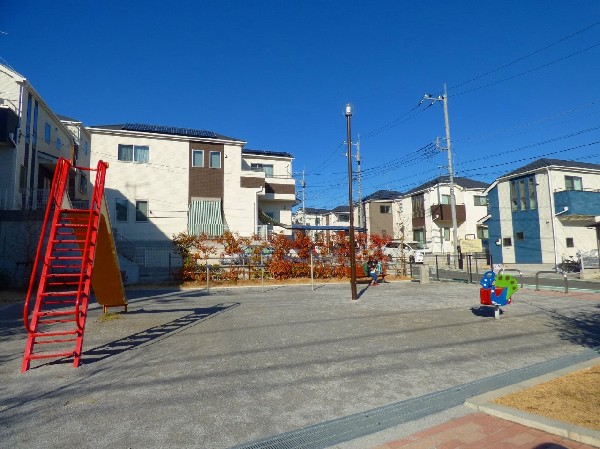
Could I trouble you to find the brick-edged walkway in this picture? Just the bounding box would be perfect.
[372,413,597,449]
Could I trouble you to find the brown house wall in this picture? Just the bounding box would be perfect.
[189,143,224,200]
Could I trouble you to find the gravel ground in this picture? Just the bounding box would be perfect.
[1,280,599,448]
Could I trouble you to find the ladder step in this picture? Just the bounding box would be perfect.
[41,299,77,305]
[35,337,78,344]
[32,330,79,338]
[60,209,97,214]
[41,291,78,297]
[37,318,78,325]
[56,223,97,229]
[47,273,84,278]
[27,350,76,361]
[38,309,77,317]
[49,256,84,261]
[51,239,88,244]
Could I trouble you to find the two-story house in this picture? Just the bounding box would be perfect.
[395,176,489,253]
[485,158,600,267]
[0,63,87,212]
[88,124,295,248]
[359,189,403,239]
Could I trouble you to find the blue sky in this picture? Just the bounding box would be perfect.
[2,1,600,210]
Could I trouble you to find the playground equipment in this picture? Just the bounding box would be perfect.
[22,158,127,372]
[479,270,519,319]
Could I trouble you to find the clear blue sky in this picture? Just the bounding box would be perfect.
[2,1,600,210]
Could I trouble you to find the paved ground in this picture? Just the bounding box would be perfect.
[1,280,599,448]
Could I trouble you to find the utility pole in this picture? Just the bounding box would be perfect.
[302,169,306,225]
[355,134,364,229]
[424,84,458,254]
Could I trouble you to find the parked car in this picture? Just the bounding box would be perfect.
[382,241,431,264]
[220,252,249,265]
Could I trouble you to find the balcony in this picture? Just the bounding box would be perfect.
[554,189,600,223]
[430,204,466,224]
[0,106,19,148]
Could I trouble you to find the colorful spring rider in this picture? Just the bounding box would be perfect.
[479,271,519,319]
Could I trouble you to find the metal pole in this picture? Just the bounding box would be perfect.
[206,265,210,293]
[442,84,459,255]
[310,251,314,291]
[346,103,358,300]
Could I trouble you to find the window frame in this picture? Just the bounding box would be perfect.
[380,205,391,214]
[115,198,128,222]
[528,177,537,210]
[473,195,487,207]
[566,237,574,248]
[192,149,204,167]
[516,232,524,241]
[510,181,518,212]
[503,237,512,247]
[118,144,150,163]
[441,194,451,205]
[565,175,583,191]
[44,123,51,143]
[519,179,526,210]
[135,200,149,222]
[209,151,221,169]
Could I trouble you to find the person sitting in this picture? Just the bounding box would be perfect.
[367,258,379,285]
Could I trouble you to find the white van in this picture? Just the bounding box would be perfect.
[382,241,431,263]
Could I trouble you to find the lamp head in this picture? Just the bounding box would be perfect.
[345,103,352,117]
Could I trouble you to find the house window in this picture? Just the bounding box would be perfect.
[56,137,62,151]
[510,181,518,211]
[338,213,349,222]
[251,163,274,177]
[413,229,425,243]
[503,237,512,247]
[315,217,321,226]
[528,178,537,210]
[380,205,391,214]
[83,141,89,156]
[136,200,148,222]
[116,198,128,222]
[441,194,451,205]
[565,176,582,191]
[566,238,574,248]
[519,179,526,210]
[118,144,150,163]
[442,228,450,241]
[32,101,38,146]
[412,194,424,218]
[477,227,488,239]
[45,123,51,143]
[209,151,221,168]
[516,232,524,240]
[192,149,204,167]
[473,195,487,206]
[79,174,87,194]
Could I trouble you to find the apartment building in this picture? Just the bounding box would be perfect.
[88,124,295,246]
[485,158,600,266]
[395,176,489,253]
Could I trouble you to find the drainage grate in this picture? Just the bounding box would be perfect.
[231,348,599,449]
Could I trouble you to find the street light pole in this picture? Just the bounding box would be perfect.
[345,103,358,301]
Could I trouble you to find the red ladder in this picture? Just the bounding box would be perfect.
[22,158,108,372]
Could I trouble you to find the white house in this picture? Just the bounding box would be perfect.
[394,176,489,253]
[88,124,295,247]
[485,158,600,268]
[0,63,87,211]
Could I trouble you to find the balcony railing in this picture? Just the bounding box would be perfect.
[554,189,600,217]
[0,188,50,211]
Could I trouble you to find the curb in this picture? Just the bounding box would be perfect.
[465,356,600,448]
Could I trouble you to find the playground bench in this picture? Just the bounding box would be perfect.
[346,266,387,283]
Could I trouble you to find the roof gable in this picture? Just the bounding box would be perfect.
[90,123,244,142]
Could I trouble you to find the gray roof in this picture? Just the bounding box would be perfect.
[331,205,350,213]
[303,207,330,215]
[90,123,244,142]
[504,158,600,177]
[243,148,294,159]
[363,189,403,202]
[406,176,489,195]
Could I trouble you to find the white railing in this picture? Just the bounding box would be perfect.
[0,188,51,211]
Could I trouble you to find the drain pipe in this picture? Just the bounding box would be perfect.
[547,167,559,269]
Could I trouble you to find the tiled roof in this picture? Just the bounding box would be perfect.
[503,158,600,177]
[331,205,350,213]
[406,176,489,195]
[90,123,244,142]
[243,148,294,159]
[363,189,403,202]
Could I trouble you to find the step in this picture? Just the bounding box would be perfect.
[56,223,98,229]
[27,350,76,361]
[38,309,77,317]
[41,299,77,305]
[32,330,79,338]
[37,318,78,325]
[51,239,89,244]
[34,337,78,345]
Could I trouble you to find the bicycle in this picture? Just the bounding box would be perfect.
[556,255,581,273]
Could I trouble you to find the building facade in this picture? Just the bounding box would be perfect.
[485,158,600,266]
[88,124,295,246]
[395,176,489,253]
[360,189,402,238]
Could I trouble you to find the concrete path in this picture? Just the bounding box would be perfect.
[1,280,598,448]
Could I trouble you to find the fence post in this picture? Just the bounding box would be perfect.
[435,255,440,281]
[310,252,314,291]
[206,265,210,293]
[261,254,264,293]
[467,254,473,283]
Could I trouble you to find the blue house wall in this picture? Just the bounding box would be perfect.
[487,186,503,264]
